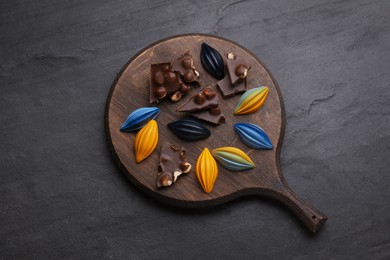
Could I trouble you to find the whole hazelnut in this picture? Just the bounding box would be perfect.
[181,58,193,69]
[156,86,167,99]
[179,84,191,94]
[183,70,195,83]
[161,64,171,72]
[235,65,248,78]
[194,93,206,104]
[203,88,216,100]
[210,106,221,115]
[165,72,177,83]
[154,71,165,85]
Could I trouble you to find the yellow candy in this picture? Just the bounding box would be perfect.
[134,120,158,163]
[196,148,218,193]
[234,87,269,115]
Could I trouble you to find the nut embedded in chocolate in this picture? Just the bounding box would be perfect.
[183,70,195,83]
[210,106,221,115]
[179,162,192,173]
[158,173,173,187]
[235,65,248,78]
[171,91,182,102]
[181,57,193,69]
[165,71,177,83]
[203,88,216,100]
[161,64,170,72]
[156,86,167,99]
[154,71,165,85]
[194,93,206,104]
[179,84,191,94]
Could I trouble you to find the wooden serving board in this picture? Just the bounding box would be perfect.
[105,34,327,233]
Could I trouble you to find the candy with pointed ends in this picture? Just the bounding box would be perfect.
[211,147,255,171]
[200,43,225,80]
[234,123,273,149]
[167,118,210,141]
[196,148,218,193]
[134,120,158,163]
[120,107,160,132]
[234,87,269,115]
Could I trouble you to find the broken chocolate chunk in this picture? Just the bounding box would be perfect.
[217,76,247,99]
[150,63,182,105]
[157,143,192,188]
[191,105,225,125]
[177,86,219,113]
[226,52,251,85]
[172,52,200,86]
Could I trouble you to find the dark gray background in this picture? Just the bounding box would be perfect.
[1,0,389,259]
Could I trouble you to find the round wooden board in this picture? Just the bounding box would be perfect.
[105,34,286,206]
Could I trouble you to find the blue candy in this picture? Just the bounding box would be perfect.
[120,107,160,132]
[234,123,273,149]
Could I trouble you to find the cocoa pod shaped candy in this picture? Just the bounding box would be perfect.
[234,123,273,149]
[211,147,255,171]
[120,107,160,132]
[234,87,269,115]
[196,148,218,193]
[134,120,158,163]
[167,118,210,142]
[200,43,225,80]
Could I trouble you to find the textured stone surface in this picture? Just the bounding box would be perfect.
[1,0,389,259]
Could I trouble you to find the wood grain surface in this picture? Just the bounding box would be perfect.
[105,34,327,233]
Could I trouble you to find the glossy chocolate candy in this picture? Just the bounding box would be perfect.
[167,118,210,142]
[200,43,225,80]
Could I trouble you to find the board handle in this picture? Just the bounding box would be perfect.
[268,184,327,233]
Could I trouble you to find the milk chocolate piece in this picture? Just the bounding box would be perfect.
[217,76,247,98]
[177,86,219,113]
[157,143,191,188]
[226,52,251,85]
[150,63,182,105]
[172,52,200,87]
[191,105,225,125]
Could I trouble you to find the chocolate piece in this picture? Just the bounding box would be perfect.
[177,86,219,112]
[226,52,251,85]
[172,52,200,85]
[191,105,225,125]
[150,63,182,105]
[217,76,247,98]
[157,143,192,188]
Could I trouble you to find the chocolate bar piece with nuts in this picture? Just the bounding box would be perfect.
[150,63,191,105]
[172,52,201,87]
[226,52,251,85]
[217,75,247,99]
[157,142,191,188]
[191,105,225,125]
[177,86,219,113]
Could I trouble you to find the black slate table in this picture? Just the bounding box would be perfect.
[1,0,389,259]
